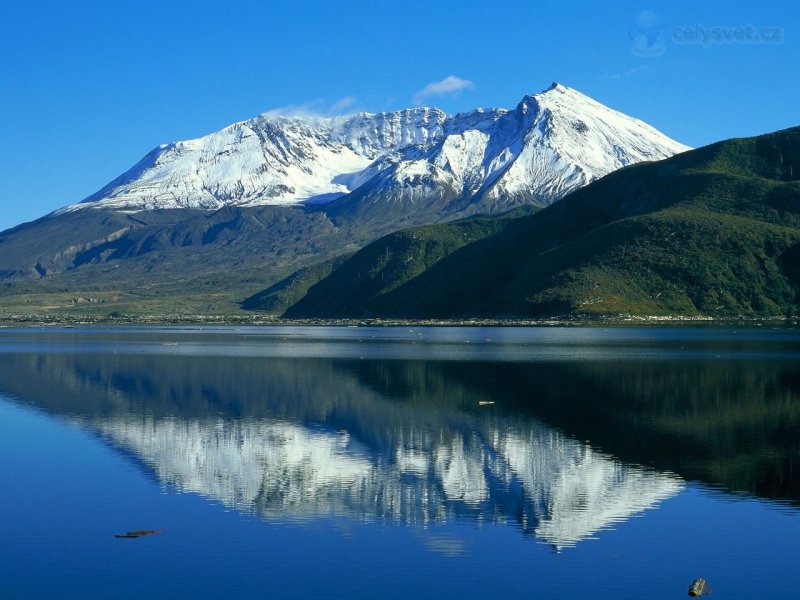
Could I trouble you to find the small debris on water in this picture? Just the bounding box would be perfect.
[478,401,495,406]
[114,529,162,539]
[688,578,711,597]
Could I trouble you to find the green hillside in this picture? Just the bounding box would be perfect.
[261,126,800,319]
[279,215,517,317]
[241,253,352,314]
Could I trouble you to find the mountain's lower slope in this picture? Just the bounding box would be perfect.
[247,211,528,316]
[0,205,361,315]
[269,126,800,319]
[0,193,531,317]
[240,254,352,315]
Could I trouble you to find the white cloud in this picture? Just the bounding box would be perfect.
[261,97,359,120]
[261,100,327,119]
[329,96,357,114]
[413,75,474,104]
[607,65,653,81]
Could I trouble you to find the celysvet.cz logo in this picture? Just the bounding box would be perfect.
[629,11,667,57]
[630,11,785,57]
[673,24,784,46]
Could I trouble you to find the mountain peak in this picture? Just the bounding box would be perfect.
[515,83,588,117]
[59,85,689,215]
[528,83,600,106]
[545,81,568,93]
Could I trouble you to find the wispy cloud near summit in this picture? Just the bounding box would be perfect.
[260,96,359,119]
[329,96,358,114]
[413,75,474,104]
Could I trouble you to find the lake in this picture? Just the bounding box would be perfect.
[0,325,798,598]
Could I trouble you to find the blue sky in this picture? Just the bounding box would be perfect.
[0,0,796,231]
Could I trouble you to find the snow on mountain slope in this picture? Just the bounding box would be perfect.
[483,83,690,205]
[69,109,448,212]
[61,84,689,214]
[361,84,690,213]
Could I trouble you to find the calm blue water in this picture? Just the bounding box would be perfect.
[0,326,798,598]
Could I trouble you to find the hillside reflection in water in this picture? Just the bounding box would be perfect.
[1,327,799,548]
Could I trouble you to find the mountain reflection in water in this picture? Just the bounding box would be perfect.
[0,327,798,550]
[84,411,681,550]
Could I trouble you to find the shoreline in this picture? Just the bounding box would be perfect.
[0,313,796,328]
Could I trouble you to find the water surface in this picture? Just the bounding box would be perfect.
[0,326,798,598]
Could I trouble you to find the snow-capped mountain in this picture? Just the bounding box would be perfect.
[61,84,689,215]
